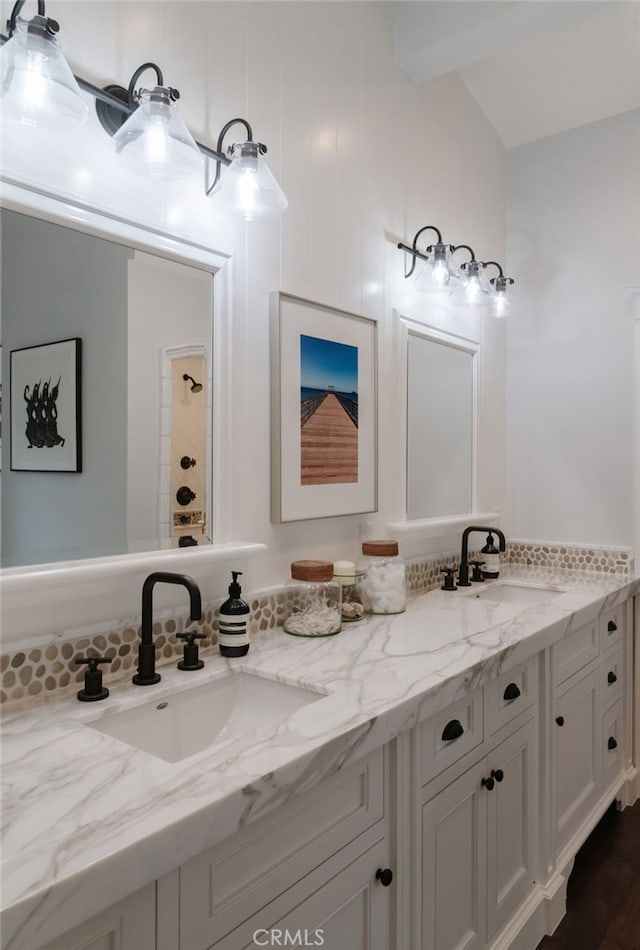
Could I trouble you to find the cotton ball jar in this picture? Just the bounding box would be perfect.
[356,540,406,614]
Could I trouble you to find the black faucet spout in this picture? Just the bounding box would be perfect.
[458,526,506,587]
[134,571,203,686]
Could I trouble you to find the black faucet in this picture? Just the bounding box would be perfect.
[458,526,506,587]
[133,572,203,686]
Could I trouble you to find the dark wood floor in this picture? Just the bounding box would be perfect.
[537,799,640,950]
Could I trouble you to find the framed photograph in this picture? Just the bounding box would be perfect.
[10,338,82,473]
[271,293,377,522]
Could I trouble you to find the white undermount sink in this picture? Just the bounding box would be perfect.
[467,582,567,605]
[88,672,324,763]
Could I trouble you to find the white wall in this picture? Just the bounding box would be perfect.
[0,1,506,635]
[506,110,640,549]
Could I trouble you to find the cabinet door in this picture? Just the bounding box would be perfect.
[422,759,488,950]
[38,884,155,950]
[211,840,391,950]
[553,668,600,856]
[486,719,537,940]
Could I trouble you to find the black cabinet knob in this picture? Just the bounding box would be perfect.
[180,456,197,470]
[608,736,618,751]
[503,682,521,702]
[608,620,618,633]
[176,486,196,506]
[490,768,504,783]
[481,776,495,791]
[556,716,565,727]
[607,671,617,685]
[376,868,393,887]
[441,719,464,742]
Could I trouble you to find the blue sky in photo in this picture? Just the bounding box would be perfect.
[300,334,358,393]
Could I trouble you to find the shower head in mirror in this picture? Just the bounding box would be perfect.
[183,373,203,393]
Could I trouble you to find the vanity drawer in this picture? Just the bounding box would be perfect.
[179,748,384,949]
[553,620,600,687]
[485,657,537,736]
[601,604,624,653]
[420,687,484,786]
[601,646,623,708]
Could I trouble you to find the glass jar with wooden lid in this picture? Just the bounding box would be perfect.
[283,560,342,637]
[356,540,406,614]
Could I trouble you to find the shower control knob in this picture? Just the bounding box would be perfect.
[180,456,197,470]
[176,486,196,506]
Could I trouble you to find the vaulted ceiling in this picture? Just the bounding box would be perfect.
[392,1,640,149]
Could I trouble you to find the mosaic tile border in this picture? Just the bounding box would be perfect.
[1,540,632,710]
[506,540,632,576]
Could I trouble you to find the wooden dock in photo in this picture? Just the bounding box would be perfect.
[301,393,358,485]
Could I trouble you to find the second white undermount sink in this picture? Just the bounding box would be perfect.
[88,672,324,764]
[467,582,567,605]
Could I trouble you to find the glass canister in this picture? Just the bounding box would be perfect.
[333,560,365,623]
[283,560,342,637]
[356,540,406,614]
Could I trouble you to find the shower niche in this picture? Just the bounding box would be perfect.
[161,345,210,547]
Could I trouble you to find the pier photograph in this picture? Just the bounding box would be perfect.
[300,333,358,486]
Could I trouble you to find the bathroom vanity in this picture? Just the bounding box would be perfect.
[1,568,638,950]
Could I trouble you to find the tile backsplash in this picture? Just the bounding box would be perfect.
[1,540,632,710]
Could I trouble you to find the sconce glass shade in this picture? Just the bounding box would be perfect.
[450,260,491,309]
[413,243,459,293]
[112,87,202,180]
[210,142,288,220]
[489,276,513,318]
[0,16,88,129]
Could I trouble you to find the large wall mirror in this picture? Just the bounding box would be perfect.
[1,206,215,568]
[405,322,477,522]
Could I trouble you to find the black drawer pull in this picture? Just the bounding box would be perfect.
[481,776,495,791]
[608,736,618,751]
[556,716,565,727]
[441,719,464,742]
[608,620,617,633]
[607,671,617,685]
[490,768,504,783]
[376,868,393,887]
[503,682,521,702]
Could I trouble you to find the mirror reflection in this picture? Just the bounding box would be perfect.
[1,208,213,567]
[407,332,474,520]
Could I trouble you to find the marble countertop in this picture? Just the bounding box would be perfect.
[2,566,638,950]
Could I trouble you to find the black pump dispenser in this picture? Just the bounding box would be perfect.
[481,533,500,579]
[218,571,251,657]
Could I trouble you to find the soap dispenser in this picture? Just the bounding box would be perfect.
[218,571,251,657]
[481,533,501,579]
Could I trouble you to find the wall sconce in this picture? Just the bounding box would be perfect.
[0,0,88,129]
[0,1,287,219]
[398,226,515,316]
[449,245,491,309]
[484,261,515,317]
[397,226,458,293]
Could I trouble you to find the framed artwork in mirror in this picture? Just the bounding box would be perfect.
[10,337,82,473]
[271,293,377,522]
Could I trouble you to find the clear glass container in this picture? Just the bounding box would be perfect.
[356,540,406,614]
[333,560,365,623]
[283,560,342,637]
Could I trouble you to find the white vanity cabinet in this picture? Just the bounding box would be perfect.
[419,658,539,950]
[551,603,631,863]
[38,883,156,950]
[175,746,391,950]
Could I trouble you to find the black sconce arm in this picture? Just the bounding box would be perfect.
[7,0,57,36]
[397,225,447,279]
[484,260,514,288]
[205,117,269,196]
